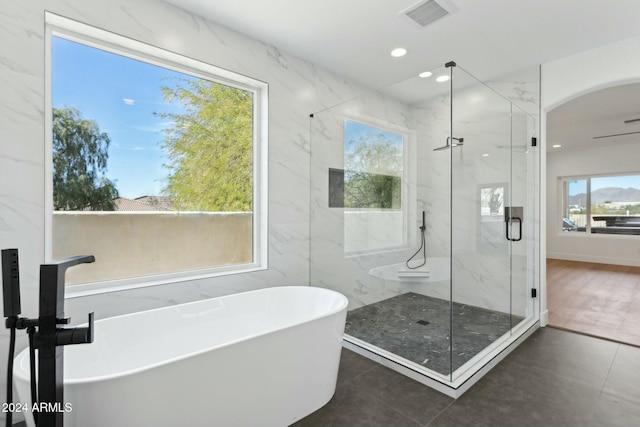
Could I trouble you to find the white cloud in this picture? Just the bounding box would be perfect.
[122,98,135,106]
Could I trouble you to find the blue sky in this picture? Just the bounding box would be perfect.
[52,37,190,199]
[52,40,405,199]
[591,175,640,191]
[344,120,403,155]
[569,175,640,196]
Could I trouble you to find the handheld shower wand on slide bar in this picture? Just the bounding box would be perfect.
[405,211,426,269]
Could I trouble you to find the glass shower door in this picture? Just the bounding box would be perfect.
[309,60,539,394]
[449,65,516,382]
[510,109,538,332]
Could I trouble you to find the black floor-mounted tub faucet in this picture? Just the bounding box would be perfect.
[2,250,95,427]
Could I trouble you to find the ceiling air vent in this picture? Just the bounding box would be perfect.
[403,0,450,28]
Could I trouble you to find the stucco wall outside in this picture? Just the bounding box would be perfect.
[53,212,253,284]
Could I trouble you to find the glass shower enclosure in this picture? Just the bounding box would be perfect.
[310,62,540,396]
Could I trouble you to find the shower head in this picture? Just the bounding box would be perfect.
[433,137,464,151]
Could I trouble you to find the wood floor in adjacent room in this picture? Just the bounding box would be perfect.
[547,258,640,347]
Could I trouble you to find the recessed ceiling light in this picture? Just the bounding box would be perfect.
[482,153,489,157]
[436,75,450,82]
[390,48,408,58]
[552,144,562,148]
[419,71,432,78]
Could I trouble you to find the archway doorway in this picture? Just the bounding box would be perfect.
[545,83,640,347]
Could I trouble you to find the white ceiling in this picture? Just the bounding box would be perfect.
[164,0,640,151]
[165,0,640,88]
[547,84,640,152]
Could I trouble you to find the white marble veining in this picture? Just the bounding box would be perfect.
[0,1,368,417]
[309,91,422,310]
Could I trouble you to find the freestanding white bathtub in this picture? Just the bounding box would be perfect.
[14,286,348,427]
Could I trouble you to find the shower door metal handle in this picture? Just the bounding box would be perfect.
[506,217,522,242]
[504,206,523,242]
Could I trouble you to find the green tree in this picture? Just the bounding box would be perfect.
[158,79,253,211]
[344,133,402,209]
[52,107,118,211]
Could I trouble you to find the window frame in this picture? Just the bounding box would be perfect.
[45,13,268,297]
[341,116,415,257]
[559,172,640,237]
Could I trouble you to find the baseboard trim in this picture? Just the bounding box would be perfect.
[540,309,548,327]
[547,253,640,268]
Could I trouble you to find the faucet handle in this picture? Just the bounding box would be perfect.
[87,312,94,343]
[56,312,94,346]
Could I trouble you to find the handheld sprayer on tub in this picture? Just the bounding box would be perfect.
[2,248,95,427]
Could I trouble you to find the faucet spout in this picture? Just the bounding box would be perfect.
[39,255,94,319]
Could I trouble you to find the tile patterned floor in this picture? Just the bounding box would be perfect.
[547,258,640,347]
[344,292,520,375]
[12,328,639,426]
[294,327,640,427]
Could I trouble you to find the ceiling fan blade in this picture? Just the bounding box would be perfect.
[593,131,640,139]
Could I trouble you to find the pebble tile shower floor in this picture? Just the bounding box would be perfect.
[344,292,522,375]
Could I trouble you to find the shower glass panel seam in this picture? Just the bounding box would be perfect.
[448,62,454,383]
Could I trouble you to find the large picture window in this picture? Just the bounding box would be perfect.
[561,174,640,235]
[46,14,268,292]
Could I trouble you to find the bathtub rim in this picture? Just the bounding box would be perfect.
[14,285,347,386]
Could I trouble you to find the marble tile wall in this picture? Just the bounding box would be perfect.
[310,92,420,309]
[0,0,369,415]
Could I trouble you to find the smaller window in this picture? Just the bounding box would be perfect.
[340,120,406,254]
[561,174,640,236]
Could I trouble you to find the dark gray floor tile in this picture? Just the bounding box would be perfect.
[584,393,640,427]
[336,348,379,385]
[296,328,640,427]
[292,382,422,427]
[602,343,640,405]
[505,327,618,389]
[427,358,601,427]
[350,365,453,425]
